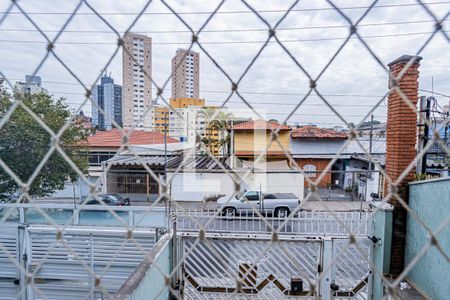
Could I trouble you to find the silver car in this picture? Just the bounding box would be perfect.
[217,190,300,218]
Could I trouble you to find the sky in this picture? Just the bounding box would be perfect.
[0,0,449,128]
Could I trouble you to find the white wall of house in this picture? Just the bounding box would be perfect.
[344,161,381,201]
[168,171,304,201]
[291,138,346,155]
[291,137,386,156]
[47,177,95,200]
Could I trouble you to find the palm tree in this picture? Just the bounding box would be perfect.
[197,109,234,155]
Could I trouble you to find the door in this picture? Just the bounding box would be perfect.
[238,191,261,215]
[330,238,373,300]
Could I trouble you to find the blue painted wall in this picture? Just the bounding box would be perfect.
[130,238,171,300]
[406,177,450,300]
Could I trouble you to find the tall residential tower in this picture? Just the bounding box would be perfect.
[171,49,199,99]
[122,33,152,130]
[92,73,122,130]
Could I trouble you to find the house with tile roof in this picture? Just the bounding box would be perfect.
[81,129,179,192]
[291,126,349,188]
[230,119,291,166]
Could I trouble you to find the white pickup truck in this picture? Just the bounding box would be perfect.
[217,190,300,218]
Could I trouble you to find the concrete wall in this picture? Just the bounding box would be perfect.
[168,171,304,201]
[344,162,381,201]
[115,234,172,300]
[406,177,450,300]
[48,177,93,200]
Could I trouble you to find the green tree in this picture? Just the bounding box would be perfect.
[0,91,89,197]
[197,108,234,155]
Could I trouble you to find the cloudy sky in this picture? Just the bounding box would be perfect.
[0,0,449,127]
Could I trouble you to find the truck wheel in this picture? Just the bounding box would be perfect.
[223,207,237,219]
[276,207,289,218]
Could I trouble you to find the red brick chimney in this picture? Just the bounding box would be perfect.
[385,55,422,274]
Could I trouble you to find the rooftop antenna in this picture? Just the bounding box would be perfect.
[432,76,434,97]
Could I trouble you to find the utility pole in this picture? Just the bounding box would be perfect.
[369,114,374,174]
[164,111,169,213]
[230,119,235,168]
[421,97,432,174]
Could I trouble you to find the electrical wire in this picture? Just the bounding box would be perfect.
[0,19,447,34]
[0,30,448,45]
[1,1,448,15]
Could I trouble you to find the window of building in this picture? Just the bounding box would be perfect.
[304,164,317,177]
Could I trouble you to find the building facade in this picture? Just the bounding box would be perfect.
[122,33,152,130]
[171,49,199,99]
[14,75,47,94]
[232,120,291,162]
[92,74,122,130]
[151,105,169,134]
[291,126,348,188]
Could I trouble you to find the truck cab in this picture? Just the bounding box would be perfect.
[217,190,300,218]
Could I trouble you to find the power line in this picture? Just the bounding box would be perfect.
[42,90,387,107]
[0,30,447,45]
[1,1,448,15]
[0,19,446,34]
[5,78,387,99]
[419,89,450,99]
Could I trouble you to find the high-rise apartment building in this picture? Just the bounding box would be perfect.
[122,33,152,130]
[92,73,122,130]
[14,75,47,94]
[171,49,199,99]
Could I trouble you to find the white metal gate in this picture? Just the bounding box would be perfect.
[0,225,21,300]
[179,234,373,299]
[0,225,158,300]
[26,226,157,300]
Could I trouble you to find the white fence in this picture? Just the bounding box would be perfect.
[0,203,167,228]
[176,209,373,237]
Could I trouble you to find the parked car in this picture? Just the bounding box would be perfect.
[82,194,130,206]
[217,190,300,218]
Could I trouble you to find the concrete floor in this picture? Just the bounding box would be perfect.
[390,280,428,300]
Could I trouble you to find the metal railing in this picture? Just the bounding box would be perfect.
[0,203,167,228]
[176,209,373,237]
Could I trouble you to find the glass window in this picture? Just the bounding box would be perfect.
[245,191,259,201]
[304,164,317,177]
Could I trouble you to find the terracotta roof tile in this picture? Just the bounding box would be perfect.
[84,129,179,148]
[291,126,348,139]
[232,119,291,131]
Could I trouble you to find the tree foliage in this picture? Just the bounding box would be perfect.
[0,91,89,197]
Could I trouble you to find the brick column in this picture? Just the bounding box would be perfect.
[385,55,422,275]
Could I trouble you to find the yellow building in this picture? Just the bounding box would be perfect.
[152,106,169,134]
[231,119,291,161]
[170,97,205,108]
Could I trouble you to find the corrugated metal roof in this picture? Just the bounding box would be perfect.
[105,154,230,170]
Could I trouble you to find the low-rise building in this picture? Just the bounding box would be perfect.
[82,128,178,188]
[231,120,291,168]
[291,126,348,188]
